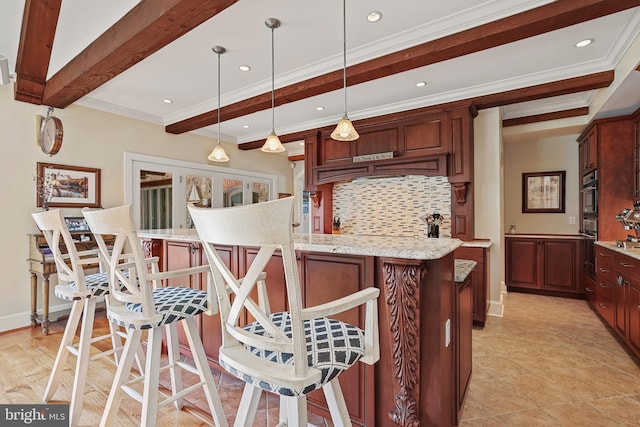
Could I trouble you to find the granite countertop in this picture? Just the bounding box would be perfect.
[596,241,640,261]
[461,239,492,248]
[455,259,477,282]
[139,229,463,260]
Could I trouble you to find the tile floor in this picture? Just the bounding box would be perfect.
[459,292,640,426]
[3,291,640,426]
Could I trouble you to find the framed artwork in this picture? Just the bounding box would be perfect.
[36,162,101,208]
[522,170,565,213]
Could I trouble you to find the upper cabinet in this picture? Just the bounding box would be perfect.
[634,112,640,200]
[579,127,598,174]
[577,116,635,241]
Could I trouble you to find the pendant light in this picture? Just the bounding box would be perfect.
[261,18,286,153]
[208,45,230,162]
[331,0,359,141]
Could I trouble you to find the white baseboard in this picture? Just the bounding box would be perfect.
[0,301,73,333]
[487,284,505,318]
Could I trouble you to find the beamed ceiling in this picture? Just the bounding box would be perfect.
[5,0,640,154]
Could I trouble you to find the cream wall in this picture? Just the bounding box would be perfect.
[504,134,580,234]
[473,108,505,317]
[0,83,292,332]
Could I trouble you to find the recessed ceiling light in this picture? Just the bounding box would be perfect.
[367,11,382,23]
[239,65,251,71]
[416,81,427,87]
[242,124,250,129]
[575,38,594,48]
[162,98,173,104]
[316,106,325,111]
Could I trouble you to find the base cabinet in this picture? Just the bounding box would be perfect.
[455,274,472,424]
[506,236,581,295]
[590,245,640,361]
[455,245,489,327]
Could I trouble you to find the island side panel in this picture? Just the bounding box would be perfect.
[376,252,456,427]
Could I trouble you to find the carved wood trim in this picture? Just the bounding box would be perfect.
[382,260,425,426]
[310,192,322,209]
[452,182,467,204]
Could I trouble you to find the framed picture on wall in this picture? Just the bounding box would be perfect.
[36,162,101,208]
[522,170,565,213]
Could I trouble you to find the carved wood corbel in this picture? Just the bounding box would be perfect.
[382,259,425,427]
[452,182,467,204]
[310,191,322,208]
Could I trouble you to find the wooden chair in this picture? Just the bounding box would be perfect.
[82,205,228,427]
[188,197,380,427]
[31,208,136,427]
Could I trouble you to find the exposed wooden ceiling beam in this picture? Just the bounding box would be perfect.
[167,0,640,135]
[14,0,62,104]
[238,71,612,149]
[502,107,589,127]
[15,0,238,108]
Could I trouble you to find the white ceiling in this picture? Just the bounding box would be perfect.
[2,0,640,155]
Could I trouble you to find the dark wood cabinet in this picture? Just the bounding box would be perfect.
[591,244,640,360]
[455,245,490,327]
[594,246,615,327]
[506,236,581,295]
[455,273,472,425]
[577,116,635,242]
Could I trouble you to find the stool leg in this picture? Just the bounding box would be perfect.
[234,384,261,427]
[140,327,163,427]
[323,378,352,427]
[182,316,228,427]
[282,396,307,427]
[43,299,83,402]
[100,328,142,427]
[69,297,97,427]
[165,323,184,410]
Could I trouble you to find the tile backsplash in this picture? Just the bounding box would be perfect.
[332,175,452,237]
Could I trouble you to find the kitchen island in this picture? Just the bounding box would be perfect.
[139,229,467,427]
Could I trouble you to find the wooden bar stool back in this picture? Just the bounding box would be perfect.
[189,197,380,427]
[82,204,228,427]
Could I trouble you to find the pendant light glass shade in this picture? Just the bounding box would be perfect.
[261,18,286,154]
[208,45,230,162]
[331,0,359,142]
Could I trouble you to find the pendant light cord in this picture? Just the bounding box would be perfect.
[271,24,276,133]
[342,0,347,115]
[217,50,221,145]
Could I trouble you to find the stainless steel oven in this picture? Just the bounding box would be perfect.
[582,170,598,215]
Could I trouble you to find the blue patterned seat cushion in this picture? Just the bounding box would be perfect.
[221,312,365,397]
[54,272,110,301]
[112,286,208,330]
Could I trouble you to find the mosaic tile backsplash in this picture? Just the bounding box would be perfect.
[332,175,452,237]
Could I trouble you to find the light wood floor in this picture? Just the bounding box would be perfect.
[2,293,640,426]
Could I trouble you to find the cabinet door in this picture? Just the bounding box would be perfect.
[456,275,472,424]
[635,119,640,198]
[541,239,579,292]
[506,238,538,288]
[164,240,201,355]
[614,273,628,338]
[201,244,236,364]
[628,280,640,356]
[301,252,374,427]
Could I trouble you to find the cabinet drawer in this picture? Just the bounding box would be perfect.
[615,253,640,281]
[596,248,614,282]
[596,279,615,327]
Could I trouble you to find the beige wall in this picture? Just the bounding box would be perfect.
[504,134,580,234]
[473,108,505,316]
[0,83,292,332]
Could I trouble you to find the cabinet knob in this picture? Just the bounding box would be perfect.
[585,287,594,293]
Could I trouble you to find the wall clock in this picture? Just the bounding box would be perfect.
[39,108,63,156]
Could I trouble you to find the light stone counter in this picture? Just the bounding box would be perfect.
[138,229,463,260]
[596,241,640,261]
[455,259,477,283]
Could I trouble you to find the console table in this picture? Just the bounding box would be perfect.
[27,232,111,335]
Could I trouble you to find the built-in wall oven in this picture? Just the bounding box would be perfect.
[582,170,598,216]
